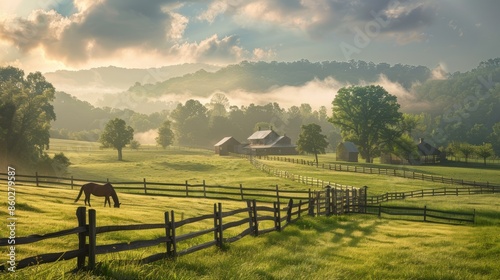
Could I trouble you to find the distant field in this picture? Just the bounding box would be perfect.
[2,138,498,279]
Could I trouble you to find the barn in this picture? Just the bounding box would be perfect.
[214,137,241,156]
[336,142,359,162]
[417,138,442,163]
[244,129,298,156]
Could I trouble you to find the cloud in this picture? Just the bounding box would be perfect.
[200,0,437,43]
[169,34,247,64]
[0,0,254,68]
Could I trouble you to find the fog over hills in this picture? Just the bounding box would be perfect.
[48,60,437,114]
[44,63,221,104]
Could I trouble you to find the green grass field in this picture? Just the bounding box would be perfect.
[1,138,499,279]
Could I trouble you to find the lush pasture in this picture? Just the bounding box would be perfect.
[1,138,499,279]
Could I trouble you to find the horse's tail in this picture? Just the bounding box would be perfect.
[74,185,85,203]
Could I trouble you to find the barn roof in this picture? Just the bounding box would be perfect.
[247,130,275,140]
[214,137,239,147]
[249,135,294,148]
[417,139,441,156]
[340,141,359,153]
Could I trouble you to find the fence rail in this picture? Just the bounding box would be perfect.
[0,193,364,272]
[367,185,500,204]
[255,155,500,190]
[0,172,313,205]
[365,205,475,224]
[0,185,474,272]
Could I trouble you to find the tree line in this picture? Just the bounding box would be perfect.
[2,62,499,168]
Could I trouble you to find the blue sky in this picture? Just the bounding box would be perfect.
[0,0,499,73]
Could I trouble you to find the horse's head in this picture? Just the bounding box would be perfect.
[114,203,121,208]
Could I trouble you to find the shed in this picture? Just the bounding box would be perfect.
[214,137,241,156]
[336,142,359,162]
[417,138,442,163]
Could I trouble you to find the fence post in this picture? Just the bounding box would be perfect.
[252,200,258,236]
[247,200,258,236]
[203,180,206,198]
[214,203,223,248]
[164,211,173,258]
[88,209,97,271]
[274,201,281,231]
[378,204,381,218]
[308,197,315,217]
[240,184,244,200]
[325,186,331,216]
[423,205,427,222]
[35,172,39,187]
[185,180,189,197]
[143,178,147,194]
[286,199,293,224]
[170,210,177,257]
[363,186,368,213]
[71,176,74,190]
[76,207,86,270]
[275,185,280,204]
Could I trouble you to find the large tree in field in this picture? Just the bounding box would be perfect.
[0,66,56,165]
[156,120,174,148]
[330,85,403,163]
[100,118,134,161]
[296,123,329,166]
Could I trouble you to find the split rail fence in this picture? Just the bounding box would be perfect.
[0,184,474,272]
[254,155,500,189]
[365,205,475,224]
[0,186,366,272]
[0,172,313,205]
[242,158,500,205]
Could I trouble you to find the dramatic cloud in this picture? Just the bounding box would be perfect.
[0,0,253,67]
[200,0,437,42]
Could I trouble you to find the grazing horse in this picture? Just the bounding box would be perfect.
[74,182,121,208]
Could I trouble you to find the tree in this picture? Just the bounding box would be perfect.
[0,66,56,165]
[296,123,329,166]
[170,99,208,146]
[475,143,495,165]
[156,120,174,148]
[457,142,475,163]
[100,118,134,161]
[330,85,403,163]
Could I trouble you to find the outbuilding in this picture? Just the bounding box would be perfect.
[214,137,241,156]
[336,142,359,162]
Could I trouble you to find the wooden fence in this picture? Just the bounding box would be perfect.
[0,172,312,205]
[248,157,358,189]
[256,155,500,189]
[243,158,500,205]
[0,190,367,272]
[367,185,500,204]
[365,205,475,224]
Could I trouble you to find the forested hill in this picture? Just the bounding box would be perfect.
[127,60,432,97]
[413,58,500,145]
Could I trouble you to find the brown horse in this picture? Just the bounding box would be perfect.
[74,182,121,208]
